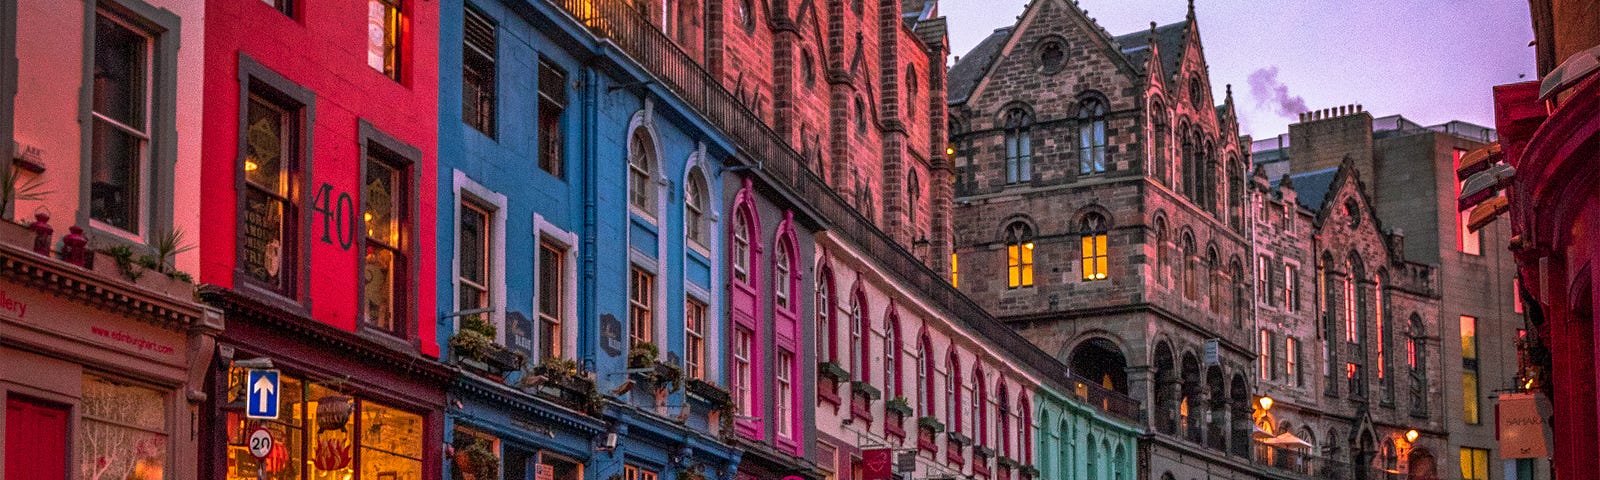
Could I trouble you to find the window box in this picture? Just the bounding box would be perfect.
[525,364,603,416]
[972,457,991,477]
[450,315,524,378]
[686,378,733,407]
[851,380,882,400]
[1020,465,1040,478]
[916,415,946,433]
[885,396,914,417]
[974,445,995,459]
[918,426,939,452]
[998,456,1022,470]
[629,342,661,369]
[818,361,851,382]
[885,403,907,439]
[948,432,973,447]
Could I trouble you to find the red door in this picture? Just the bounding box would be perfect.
[6,396,70,479]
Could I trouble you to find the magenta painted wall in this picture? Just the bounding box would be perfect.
[199,0,440,355]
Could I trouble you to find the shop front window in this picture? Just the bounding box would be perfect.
[80,375,169,480]
[225,367,425,479]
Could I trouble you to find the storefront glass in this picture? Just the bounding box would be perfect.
[225,367,424,480]
[79,375,169,480]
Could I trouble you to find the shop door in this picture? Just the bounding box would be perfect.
[6,396,70,479]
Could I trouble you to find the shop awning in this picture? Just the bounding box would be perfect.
[1468,196,1511,233]
[1261,432,1314,449]
[1454,142,1502,180]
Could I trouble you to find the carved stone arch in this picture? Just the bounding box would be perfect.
[1072,90,1112,115]
[1204,362,1227,450]
[1229,372,1252,456]
[1074,205,1115,234]
[1151,338,1179,434]
[996,101,1036,129]
[1066,334,1129,394]
[997,214,1038,241]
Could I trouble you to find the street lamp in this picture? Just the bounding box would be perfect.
[1404,429,1420,444]
[1256,395,1274,411]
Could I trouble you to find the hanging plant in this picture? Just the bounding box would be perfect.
[628,342,660,369]
[315,395,353,432]
[453,437,500,480]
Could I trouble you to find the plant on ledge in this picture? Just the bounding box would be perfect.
[629,342,660,369]
[973,445,995,458]
[817,361,851,382]
[452,435,500,480]
[997,456,1022,470]
[947,432,972,446]
[916,415,945,433]
[450,315,525,375]
[651,360,684,392]
[686,378,733,407]
[850,380,882,400]
[1020,465,1041,478]
[885,396,913,417]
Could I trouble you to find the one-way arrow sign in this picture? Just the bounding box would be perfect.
[246,369,280,419]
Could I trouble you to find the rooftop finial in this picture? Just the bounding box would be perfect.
[1187,0,1195,18]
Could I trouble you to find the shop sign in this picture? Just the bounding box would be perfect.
[862,448,892,480]
[247,369,281,419]
[507,311,535,359]
[1497,392,1550,459]
[536,464,554,480]
[601,313,623,357]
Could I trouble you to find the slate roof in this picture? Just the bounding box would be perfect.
[1112,20,1188,77]
[947,26,1012,105]
[1273,167,1339,212]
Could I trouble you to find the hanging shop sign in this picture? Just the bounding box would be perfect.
[1497,392,1550,459]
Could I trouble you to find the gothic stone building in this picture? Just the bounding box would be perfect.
[947,0,1264,478]
[1250,160,1449,480]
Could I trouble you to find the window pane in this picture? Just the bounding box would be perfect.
[80,375,168,480]
[94,14,147,129]
[538,242,563,319]
[358,400,424,479]
[364,245,399,331]
[459,205,486,285]
[90,119,143,231]
[365,160,400,246]
[367,0,401,79]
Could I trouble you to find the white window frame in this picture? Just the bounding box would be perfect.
[88,9,156,242]
[533,213,579,360]
[452,170,508,339]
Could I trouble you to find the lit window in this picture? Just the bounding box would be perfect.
[685,299,706,379]
[362,150,410,337]
[1342,275,1358,343]
[1286,337,1299,385]
[1284,264,1299,312]
[1461,315,1479,424]
[222,369,424,478]
[1078,98,1107,174]
[1460,448,1489,480]
[462,7,496,136]
[90,11,153,236]
[950,252,960,287]
[458,200,492,311]
[1454,149,1481,255]
[81,375,169,479]
[1005,222,1035,288]
[733,327,754,416]
[367,0,402,80]
[629,267,655,348]
[538,240,566,361]
[239,94,300,297]
[629,130,657,214]
[1080,214,1108,281]
[777,349,795,438]
[625,465,659,480]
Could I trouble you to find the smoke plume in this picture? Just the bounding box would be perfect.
[1247,66,1309,119]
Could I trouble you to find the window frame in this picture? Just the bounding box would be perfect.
[1005,222,1035,289]
[1003,109,1033,185]
[684,297,707,379]
[86,8,156,240]
[232,55,315,307]
[356,120,421,346]
[462,5,497,136]
[628,265,656,349]
[366,0,404,81]
[537,58,568,178]
[1077,98,1108,174]
[451,171,508,332]
[628,127,660,219]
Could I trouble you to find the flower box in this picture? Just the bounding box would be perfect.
[686,378,732,407]
[916,416,945,433]
[885,397,914,417]
[850,381,882,400]
[818,361,851,382]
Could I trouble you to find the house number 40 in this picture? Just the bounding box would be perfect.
[312,183,357,251]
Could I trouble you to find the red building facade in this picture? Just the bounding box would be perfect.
[1490,1,1600,479]
[196,1,446,478]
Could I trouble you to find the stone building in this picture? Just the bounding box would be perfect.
[1254,108,1525,480]
[947,0,1262,478]
[1249,159,1450,480]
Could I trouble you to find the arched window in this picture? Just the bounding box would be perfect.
[1231,259,1247,327]
[849,287,868,381]
[1377,270,1392,400]
[1080,213,1109,281]
[907,169,921,225]
[738,0,755,31]
[684,167,709,248]
[905,65,918,118]
[802,50,816,87]
[731,209,752,283]
[946,351,961,434]
[884,310,902,398]
[1155,216,1170,287]
[1189,75,1205,109]
[974,365,988,447]
[1078,98,1108,174]
[1181,233,1197,300]
[1152,100,1169,184]
[1038,38,1066,73]
[816,264,836,362]
[998,382,1012,458]
[1408,313,1428,413]
[1003,108,1033,184]
[1005,222,1035,288]
[1207,246,1223,314]
[773,234,796,312]
[918,334,935,413]
[1020,396,1033,465]
[1181,129,1197,198]
[1086,433,1099,480]
[628,128,656,214]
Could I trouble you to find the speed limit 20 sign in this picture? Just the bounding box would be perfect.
[248,427,275,459]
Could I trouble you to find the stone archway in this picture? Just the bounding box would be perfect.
[1152,341,1178,434]
[1070,337,1130,394]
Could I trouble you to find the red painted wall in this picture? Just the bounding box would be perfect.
[200,0,439,356]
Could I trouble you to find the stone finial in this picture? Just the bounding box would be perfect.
[61,226,88,267]
[1187,0,1196,18]
[28,212,51,255]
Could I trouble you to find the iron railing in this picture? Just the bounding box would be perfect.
[1068,374,1143,423]
[546,0,1142,422]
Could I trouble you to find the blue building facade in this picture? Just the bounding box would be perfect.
[436,1,743,478]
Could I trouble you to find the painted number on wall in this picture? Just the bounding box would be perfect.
[312,183,357,250]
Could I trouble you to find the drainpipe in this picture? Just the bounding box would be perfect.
[581,65,600,372]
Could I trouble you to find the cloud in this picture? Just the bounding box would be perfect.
[1247,66,1309,119]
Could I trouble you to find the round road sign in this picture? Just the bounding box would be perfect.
[248,427,274,459]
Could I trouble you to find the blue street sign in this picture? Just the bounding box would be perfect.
[246,369,280,419]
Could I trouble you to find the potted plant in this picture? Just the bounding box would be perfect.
[817,361,851,383]
[651,360,684,392]
[452,437,499,480]
[450,315,524,377]
[885,396,913,418]
[686,378,733,408]
[629,342,659,369]
[916,415,945,433]
[850,380,882,401]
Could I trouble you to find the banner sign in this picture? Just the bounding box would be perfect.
[1497,392,1550,459]
[862,448,893,480]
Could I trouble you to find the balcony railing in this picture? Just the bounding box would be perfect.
[1068,374,1142,423]
[1254,444,1314,476]
[544,0,1131,422]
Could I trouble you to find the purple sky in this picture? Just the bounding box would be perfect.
[942,0,1537,139]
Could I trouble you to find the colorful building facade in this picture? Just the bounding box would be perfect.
[1,0,220,477]
[193,0,451,479]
